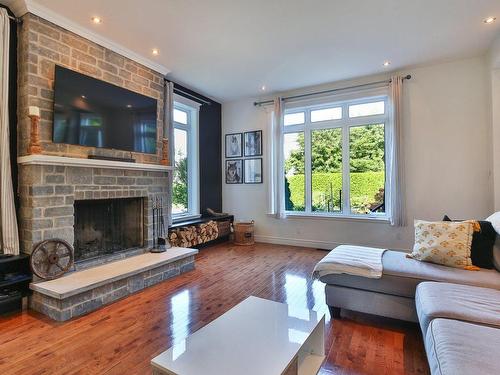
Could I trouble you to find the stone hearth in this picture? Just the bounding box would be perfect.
[30,248,197,321]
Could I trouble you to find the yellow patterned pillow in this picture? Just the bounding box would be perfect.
[408,220,478,270]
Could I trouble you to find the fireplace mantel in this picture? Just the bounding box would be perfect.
[18,154,173,172]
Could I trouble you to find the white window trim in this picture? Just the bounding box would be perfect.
[172,95,201,222]
[282,87,392,221]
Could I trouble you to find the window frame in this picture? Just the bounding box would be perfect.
[282,88,391,221]
[172,95,201,222]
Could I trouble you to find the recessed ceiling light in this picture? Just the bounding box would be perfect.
[152,48,160,56]
[91,16,102,24]
[484,16,496,24]
[261,85,266,91]
[383,61,391,67]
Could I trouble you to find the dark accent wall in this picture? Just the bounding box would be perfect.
[173,84,222,216]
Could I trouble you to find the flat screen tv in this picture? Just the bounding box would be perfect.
[53,65,158,154]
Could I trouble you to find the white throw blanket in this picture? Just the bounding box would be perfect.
[313,245,387,279]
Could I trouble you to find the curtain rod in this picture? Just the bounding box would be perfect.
[174,88,212,105]
[164,79,212,105]
[7,14,21,23]
[253,74,411,107]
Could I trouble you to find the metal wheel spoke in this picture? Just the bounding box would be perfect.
[40,245,48,256]
[55,262,64,271]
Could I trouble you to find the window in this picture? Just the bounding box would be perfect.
[172,96,200,220]
[282,94,389,219]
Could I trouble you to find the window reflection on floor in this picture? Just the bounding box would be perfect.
[284,273,329,323]
[170,290,191,344]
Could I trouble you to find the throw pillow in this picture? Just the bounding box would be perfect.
[443,215,496,269]
[493,236,500,272]
[408,220,477,270]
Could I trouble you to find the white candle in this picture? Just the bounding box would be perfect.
[28,106,40,117]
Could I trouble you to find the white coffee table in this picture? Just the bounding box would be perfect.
[151,296,325,375]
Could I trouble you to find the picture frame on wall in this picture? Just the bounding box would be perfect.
[225,159,243,184]
[244,158,263,184]
[225,133,243,158]
[244,130,262,157]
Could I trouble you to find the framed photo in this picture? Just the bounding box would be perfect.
[225,159,243,184]
[225,133,242,158]
[244,158,263,184]
[244,130,262,157]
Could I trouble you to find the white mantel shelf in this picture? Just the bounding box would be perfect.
[18,154,174,172]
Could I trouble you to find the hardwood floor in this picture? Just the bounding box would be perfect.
[0,243,429,375]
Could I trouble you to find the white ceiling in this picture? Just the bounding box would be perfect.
[9,0,500,101]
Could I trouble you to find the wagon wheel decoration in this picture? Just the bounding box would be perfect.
[30,239,74,280]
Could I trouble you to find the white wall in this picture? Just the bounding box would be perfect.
[222,57,493,250]
[490,34,500,210]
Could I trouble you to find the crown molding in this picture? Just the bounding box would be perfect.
[5,0,170,75]
[0,0,28,16]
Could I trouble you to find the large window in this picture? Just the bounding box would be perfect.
[283,92,390,219]
[172,96,200,220]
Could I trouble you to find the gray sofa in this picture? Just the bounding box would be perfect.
[319,240,500,375]
[320,248,500,322]
[416,282,500,375]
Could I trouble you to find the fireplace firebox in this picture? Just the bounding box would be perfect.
[74,198,144,262]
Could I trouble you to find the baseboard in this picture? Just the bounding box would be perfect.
[254,235,339,250]
[253,235,409,251]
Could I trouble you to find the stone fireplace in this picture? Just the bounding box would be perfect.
[15,13,199,322]
[74,197,144,262]
[17,156,171,262]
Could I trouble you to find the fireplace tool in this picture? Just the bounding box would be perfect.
[151,197,171,253]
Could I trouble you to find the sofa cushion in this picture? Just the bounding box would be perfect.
[416,282,500,335]
[425,319,500,375]
[319,250,500,298]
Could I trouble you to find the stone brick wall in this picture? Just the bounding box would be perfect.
[17,13,165,163]
[18,165,169,254]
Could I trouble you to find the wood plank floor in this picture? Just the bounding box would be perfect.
[0,243,429,375]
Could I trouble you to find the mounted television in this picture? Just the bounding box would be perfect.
[53,65,157,154]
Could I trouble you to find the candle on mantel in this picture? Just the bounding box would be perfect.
[28,106,40,117]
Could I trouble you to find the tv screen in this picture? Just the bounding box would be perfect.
[53,65,158,154]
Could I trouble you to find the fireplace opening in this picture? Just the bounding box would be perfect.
[74,198,144,262]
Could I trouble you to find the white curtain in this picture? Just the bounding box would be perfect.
[0,9,19,255]
[271,97,286,219]
[164,81,175,225]
[388,75,406,227]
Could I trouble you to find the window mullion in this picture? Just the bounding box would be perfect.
[341,110,350,215]
[304,125,312,214]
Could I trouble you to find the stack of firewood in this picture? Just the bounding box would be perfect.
[168,221,219,248]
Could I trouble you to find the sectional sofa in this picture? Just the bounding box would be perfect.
[319,239,500,375]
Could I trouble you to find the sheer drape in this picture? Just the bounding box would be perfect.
[0,9,19,254]
[388,75,406,226]
[164,81,175,225]
[271,97,286,219]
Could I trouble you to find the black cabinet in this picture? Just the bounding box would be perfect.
[0,254,32,315]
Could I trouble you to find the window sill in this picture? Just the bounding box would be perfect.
[172,214,202,224]
[270,212,390,223]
